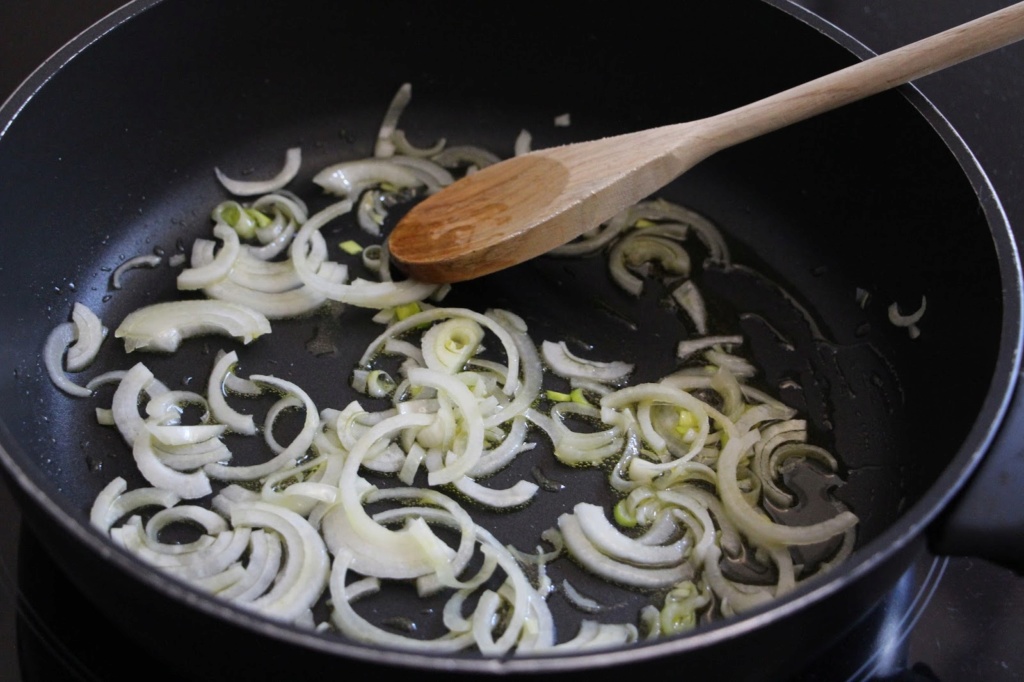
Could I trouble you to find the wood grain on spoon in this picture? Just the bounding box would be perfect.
[389,2,1024,283]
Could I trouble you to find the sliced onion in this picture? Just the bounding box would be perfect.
[115,300,271,353]
[421,317,485,374]
[572,502,687,567]
[111,254,162,290]
[359,307,520,396]
[44,322,91,397]
[329,550,476,653]
[451,477,538,509]
[230,501,329,622]
[672,281,708,335]
[558,512,692,589]
[717,430,857,546]
[207,350,258,435]
[215,147,302,196]
[132,430,213,500]
[289,200,439,308]
[541,340,633,384]
[217,529,283,602]
[514,130,532,156]
[431,145,501,170]
[374,82,412,158]
[204,374,318,482]
[321,411,440,579]
[391,130,447,158]
[676,335,743,362]
[888,296,927,326]
[608,233,690,296]
[66,302,108,371]
[90,477,180,532]
[312,159,423,200]
[111,362,167,446]
[177,222,241,290]
[407,367,485,486]
[387,155,455,192]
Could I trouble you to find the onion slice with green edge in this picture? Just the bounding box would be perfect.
[572,502,688,567]
[557,512,693,589]
[215,147,301,197]
[115,300,271,353]
[358,307,521,396]
[601,383,713,463]
[421,317,485,374]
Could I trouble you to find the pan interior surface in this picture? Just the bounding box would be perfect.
[0,0,1008,675]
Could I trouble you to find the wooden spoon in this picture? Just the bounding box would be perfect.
[388,2,1024,283]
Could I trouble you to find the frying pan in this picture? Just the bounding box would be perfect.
[0,0,1021,680]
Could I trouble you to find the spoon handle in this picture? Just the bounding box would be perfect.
[694,1,1024,152]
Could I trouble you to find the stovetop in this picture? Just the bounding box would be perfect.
[1,1,1023,681]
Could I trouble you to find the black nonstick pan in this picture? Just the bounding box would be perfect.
[0,1,1021,680]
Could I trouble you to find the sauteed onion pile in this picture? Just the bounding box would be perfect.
[45,84,858,654]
